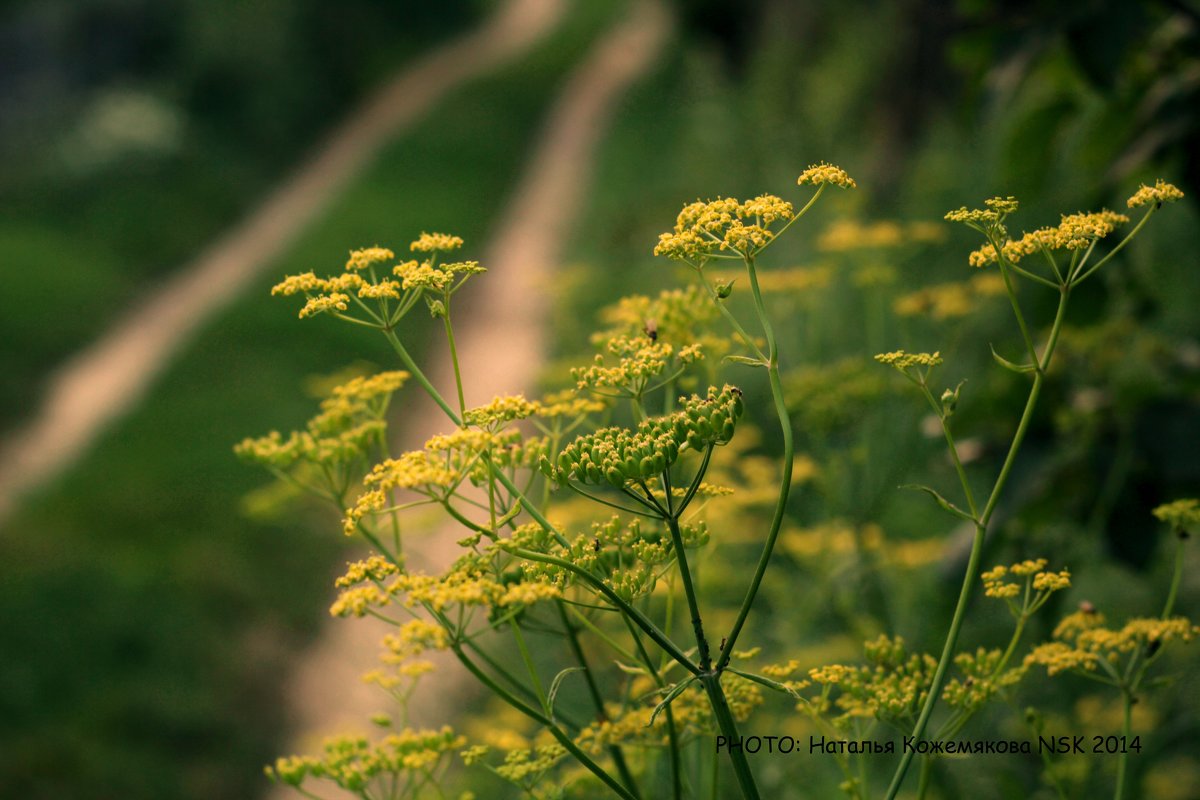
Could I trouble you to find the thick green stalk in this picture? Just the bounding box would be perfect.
[666,513,712,669]
[1115,691,1134,800]
[701,674,760,800]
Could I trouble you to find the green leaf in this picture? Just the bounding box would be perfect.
[547,667,586,721]
[728,668,803,699]
[901,484,977,523]
[648,677,699,727]
[723,355,768,368]
[990,343,1036,374]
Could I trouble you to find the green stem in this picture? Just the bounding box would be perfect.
[886,289,1071,798]
[993,247,1040,368]
[1161,534,1187,620]
[508,547,699,675]
[623,615,682,800]
[701,673,759,800]
[919,385,978,519]
[449,646,636,800]
[382,329,461,425]
[717,254,794,672]
[441,297,466,416]
[666,513,711,669]
[558,602,642,800]
[510,620,548,712]
[1114,691,1133,800]
[1072,207,1155,285]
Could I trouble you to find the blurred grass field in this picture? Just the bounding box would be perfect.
[2,1,1199,798]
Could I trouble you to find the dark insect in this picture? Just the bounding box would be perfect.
[643,318,658,341]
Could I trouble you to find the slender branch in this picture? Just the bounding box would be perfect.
[717,254,794,672]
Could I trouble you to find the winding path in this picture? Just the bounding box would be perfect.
[0,0,566,526]
[272,0,673,789]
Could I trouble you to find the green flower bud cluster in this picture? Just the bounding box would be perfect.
[544,385,743,488]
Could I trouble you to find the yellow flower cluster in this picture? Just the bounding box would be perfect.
[235,371,407,470]
[1026,605,1200,677]
[381,620,449,660]
[503,516,708,602]
[1153,498,1200,530]
[588,286,720,362]
[336,554,400,588]
[333,556,562,618]
[944,196,1019,227]
[806,635,937,725]
[409,231,464,252]
[575,674,762,756]
[982,559,1071,599]
[797,162,857,189]
[654,194,794,261]
[941,647,1024,712]
[492,744,567,784]
[463,394,538,428]
[272,233,485,323]
[266,727,466,790]
[874,350,943,370]
[1126,179,1184,208]
[572,335,674,394]
[529,389,608,420]
[967,210,1129,267]
[345,246,396,271]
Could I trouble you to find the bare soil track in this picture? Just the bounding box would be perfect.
[0,0,566,525]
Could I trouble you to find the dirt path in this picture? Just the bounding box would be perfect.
[0,0,566,526]
[273,0,673,787]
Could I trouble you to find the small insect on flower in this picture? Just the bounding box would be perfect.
[643,318,658,341]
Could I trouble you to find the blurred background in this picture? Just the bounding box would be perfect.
[1,0,1197,797]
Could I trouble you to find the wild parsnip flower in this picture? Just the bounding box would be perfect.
[266,727,466,790]
[654,194,794,260]
[806,635,937,725]
[965,210,1129,268]
[1127,179,1184,208]
[797,162,857,189]
[410,232,464,252]
[1026,603,1200,677]
[345,246,396,271]
[572,335,674,394]
[382,620,450,658]
[982,559,1070,605]
[874,350,942,370]
[336,554,401,588]
[235,371,407,471]
[357,280,402,299]
[299,293,350,319]
[490,744,565,784]
[944,196,1018,227]
[1153,498,1200,530]
[531,389,608,420]
[463,395,538,428]
[548,385,743,488]
[941,647,1024,712]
